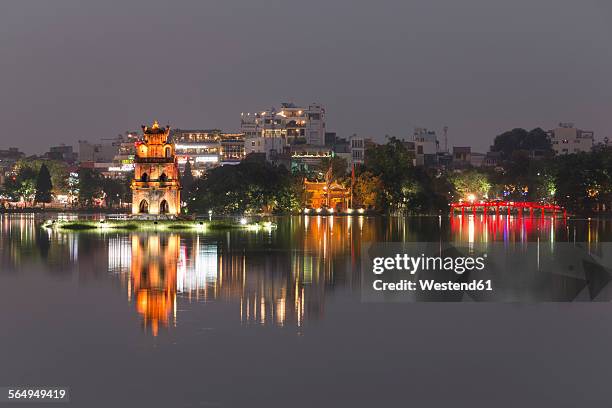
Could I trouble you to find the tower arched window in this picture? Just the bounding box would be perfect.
[159,173,168,182]
[139,200,149,214]
[160,200,169,214]
[165,146,172,158]
[141,172,148,182]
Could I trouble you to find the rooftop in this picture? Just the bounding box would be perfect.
[142,120,170,135]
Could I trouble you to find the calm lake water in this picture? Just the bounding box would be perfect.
[1,213,612,407]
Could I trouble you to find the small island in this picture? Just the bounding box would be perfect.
[42,121,275,232]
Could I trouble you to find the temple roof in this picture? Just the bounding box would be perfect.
[142,120,170,135]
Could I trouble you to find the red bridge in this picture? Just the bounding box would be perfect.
[450,200,567,218]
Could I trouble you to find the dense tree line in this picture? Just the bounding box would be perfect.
[187,155,301,215]
[2,127,610,215]
[357,137,450,214]
[2,160,131,209]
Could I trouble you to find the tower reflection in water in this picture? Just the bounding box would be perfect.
[108,216,371,336]
[3,214,608,336]
[129,235,178,337]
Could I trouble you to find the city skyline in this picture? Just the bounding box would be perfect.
[1,0,611,154]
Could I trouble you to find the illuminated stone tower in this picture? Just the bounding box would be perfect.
[131,121,181,216]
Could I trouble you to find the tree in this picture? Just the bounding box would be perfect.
[553,149,612,214]
[319,156,349,180]
[363,137,415,212]
[449,170,491,201]
[18,179,36,206]
[13,159,69,195]
[189,159,300,214]
[77,168,104,207]
[491,128,553,159]
[101,176,130,209]
[353,171,384,208]
[34,164,53,204]
[3,166,37,205]
[182,160,195,203]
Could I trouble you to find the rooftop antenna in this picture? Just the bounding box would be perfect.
[443,126,449,153]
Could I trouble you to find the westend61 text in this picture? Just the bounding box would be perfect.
[373,279,493,292]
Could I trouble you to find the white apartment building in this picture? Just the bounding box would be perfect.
[244,136,287,160]
[413,128,439,166]
[548,123,594,155]
[78,139,120,163]
[240,102,326,146]
[350,134,365,165]
[171,129,245,173]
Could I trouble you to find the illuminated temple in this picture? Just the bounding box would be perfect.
[131,121,181,216]
[303,180,351,211]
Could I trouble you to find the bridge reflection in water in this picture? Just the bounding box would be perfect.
[1,214,610,337]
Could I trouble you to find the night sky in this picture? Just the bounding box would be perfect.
[1,0,611,154]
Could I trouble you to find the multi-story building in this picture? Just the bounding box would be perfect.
[453,146,472,168]
[350,134,365,166]
[0,147,24,161]
[332,138,351,166]
[244,136,287,161]
[469,152,486,167]
[105,132,139,178]
[330,134,365,168]
[79,137,122,163]
[413,128,439,166]
[171,129,245,175]
[240,102,326,146]
[304,103,326,146]
[0,147,25,186]
[324,132,337,146]
[483,151,502,167]
[291,145,334,172]
[400,140,416,166]
[171,129,223,143]
[45,145,78,163]
[172,129,222,171]
[220,136,245,165]
[548,123,594,155]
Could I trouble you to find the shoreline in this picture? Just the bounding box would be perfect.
[42,218,276,232]
[2,209,611,219]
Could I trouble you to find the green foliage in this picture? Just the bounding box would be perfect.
[101,176,130,208]
[319,156,349,180]
[449,170,492,201]
[353,171,384,208]
[18,179,36,205]
[181,161,195,203]
[552,149,612,213]
[3,166,37,203]
[77,168,105,207]
[34,164,53,203]
[189,158,301,214]
[362,138,446,213]
[491,128,552,159]
[365,137,414,186]
[13,159,69,194]
[4,159,68,205]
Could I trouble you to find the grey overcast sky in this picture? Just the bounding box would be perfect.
[1,0,611,154]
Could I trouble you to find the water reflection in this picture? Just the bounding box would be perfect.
[1,214,612,336]
[129,235,179,336]
[449,214,604,245]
